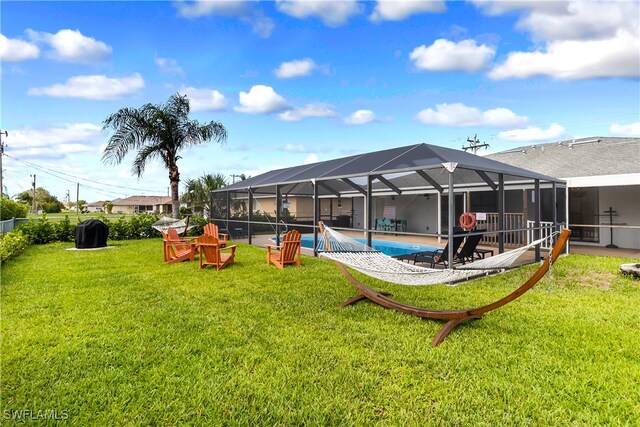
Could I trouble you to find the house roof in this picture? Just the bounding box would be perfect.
[487,137,640,181]
[215,142,562,197]
[111,195,172,205]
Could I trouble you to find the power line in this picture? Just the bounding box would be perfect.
[4,153,165,194]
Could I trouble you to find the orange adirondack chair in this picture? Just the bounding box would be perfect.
[198,234,237,270]
[266,229,302,269]
[203,223,228,247]
[162,227,196,263]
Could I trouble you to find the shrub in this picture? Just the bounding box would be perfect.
[0,199,29,220]
[55,216,75,242]
[99,213,160,240]
[0,230,29,263]
[18,214,57,244]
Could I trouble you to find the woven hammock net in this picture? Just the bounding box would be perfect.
[152,217,192,234]
[317,225,553,286]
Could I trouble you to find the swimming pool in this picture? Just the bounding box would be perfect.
[272,235,437,257]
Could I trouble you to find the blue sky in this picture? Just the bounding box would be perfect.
[1,0,639,203]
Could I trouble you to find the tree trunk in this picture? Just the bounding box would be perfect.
[169,167,180,219]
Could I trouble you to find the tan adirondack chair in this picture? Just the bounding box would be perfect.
[203,223,228,247]
[266,229,302,269]
[162,227,196,263]
[198,234,236,270]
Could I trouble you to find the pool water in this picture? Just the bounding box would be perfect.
[273,235,437,257]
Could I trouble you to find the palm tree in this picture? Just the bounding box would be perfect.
[181,172,228,216]
[102,93,227,218]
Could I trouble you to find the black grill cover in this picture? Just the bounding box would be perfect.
[74,219,109,249]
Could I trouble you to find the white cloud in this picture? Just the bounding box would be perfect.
[28,73,144,100]
[155,56,185,76]
[0,34,40,61]
[410,38,495,72]
[246,13,275,38]
[515,1,638,42]
[26,29,111,62]
[279,104,337,121]
[609,122,640,137]
[9,123,102,158]
[182,87,227,112]
[274,58,317,78]
[344,110,378,125]
[175,0,251,18]
[497,123,565,142]
[175,1,275,38]
[284,144,308,153]
[304,153,319,164]
[370,0,445,22]
[235,85,288,114]
[471,0,568,17]
[473,1,640,80]
[490,30,640,80]
[417,103,528,128]
[276,0,362,26]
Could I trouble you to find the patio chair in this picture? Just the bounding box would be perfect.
[266,229,302,269]
[203,223,228,247]
[456,232,485,264]
[162,227,196,263]
[197,234,237,270]
[412,233,466,268]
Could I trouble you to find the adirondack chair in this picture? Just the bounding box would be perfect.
[203,223,228,247]
[197,234,237,270]
[162,227,196,263]
[266,229,302,269]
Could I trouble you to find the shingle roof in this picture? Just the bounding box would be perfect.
[111,195,172,205]
[486,137,640,179]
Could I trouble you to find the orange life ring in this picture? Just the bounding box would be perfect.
[459,213,476,231]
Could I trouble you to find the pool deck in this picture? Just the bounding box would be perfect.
[234,230,640,267]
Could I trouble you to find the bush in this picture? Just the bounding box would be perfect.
[55,216,75,242]
[98,213,160,240]
[186,215,208,237]
[0,230,29,263]
[0,199,29,220]
[18,214,56,244]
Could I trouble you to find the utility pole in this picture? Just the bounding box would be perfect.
[30,174,37,213]
[462,134,490,155]
[0,130,7,200]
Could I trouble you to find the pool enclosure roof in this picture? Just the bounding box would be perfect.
[215,143,563,196]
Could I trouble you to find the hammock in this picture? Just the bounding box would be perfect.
[316,221,572,346]
[317,224,553,286]
[152,216,192,235]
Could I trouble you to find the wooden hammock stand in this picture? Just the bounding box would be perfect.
[319,222,571,346]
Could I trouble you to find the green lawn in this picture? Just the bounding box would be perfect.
[1,240,639,426]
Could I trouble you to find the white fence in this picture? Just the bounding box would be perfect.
[526,220,555,250]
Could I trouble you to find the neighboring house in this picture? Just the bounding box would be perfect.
[488,137,640,250]
[86,201,107,213]
[111,196,173,215]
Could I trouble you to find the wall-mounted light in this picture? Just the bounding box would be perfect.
[424,194,430,200]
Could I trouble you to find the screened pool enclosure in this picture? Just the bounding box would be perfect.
[210,143,566,267]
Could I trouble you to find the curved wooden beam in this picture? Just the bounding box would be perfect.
[332,228,571,346]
